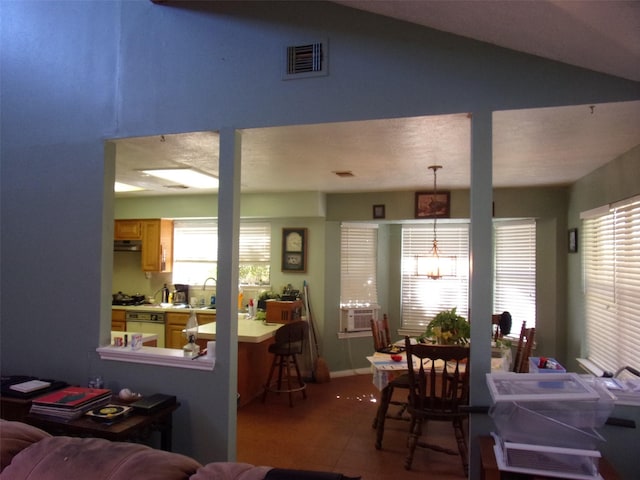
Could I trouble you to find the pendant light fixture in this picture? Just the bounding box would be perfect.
[416,165,456,279]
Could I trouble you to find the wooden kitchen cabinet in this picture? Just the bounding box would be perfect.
[114,220,142,240]
[111,309,126,332]
[141,219,173,272]
[165,311,215,349]
[165,312,189,349]
[114,218,173,272]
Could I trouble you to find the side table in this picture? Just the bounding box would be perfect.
[24,400,179,452]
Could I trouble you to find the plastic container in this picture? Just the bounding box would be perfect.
[490,401,606,449]
[487,372,615,479]
[529,357,566,373]
[487,373,615,429]
[492,433,601,480]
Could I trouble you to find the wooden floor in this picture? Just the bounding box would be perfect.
[237,373,467,480]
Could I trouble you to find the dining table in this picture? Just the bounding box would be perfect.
[366,345,510,392]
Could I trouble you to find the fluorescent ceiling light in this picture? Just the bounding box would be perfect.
[114,182,145,192]
[141,169,219,189]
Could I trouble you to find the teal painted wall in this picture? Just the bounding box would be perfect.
[2,0,638,472]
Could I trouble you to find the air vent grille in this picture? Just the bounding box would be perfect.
[284,40,328,79]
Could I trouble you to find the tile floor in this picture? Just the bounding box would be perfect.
[237,373,467,480]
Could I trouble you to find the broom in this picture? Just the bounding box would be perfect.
[303,281,330,383]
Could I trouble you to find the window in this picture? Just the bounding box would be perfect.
[494,219,537,336]
[340,223,378,307]
[582,196,640,373]
[173,220,271,286]
[400,220,536,334]
[401,223,470,331]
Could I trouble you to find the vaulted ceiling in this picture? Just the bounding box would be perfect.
[115,1,639,197]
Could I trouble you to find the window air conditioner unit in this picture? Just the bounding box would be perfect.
[340,307,379,332]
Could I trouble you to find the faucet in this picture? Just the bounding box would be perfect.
[202,277,217,290]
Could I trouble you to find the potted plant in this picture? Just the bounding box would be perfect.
[420,307,470,345]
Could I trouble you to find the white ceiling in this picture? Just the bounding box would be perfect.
[115,1,640,197]
[334,0,640,83]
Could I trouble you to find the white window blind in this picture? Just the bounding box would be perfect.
[583,196,640,373]
[401,223,469,331]
[173,219,218,284]
[340,223,378,307]
[238,223,271,286]
[172,220,270,286]
[494,219,537,336]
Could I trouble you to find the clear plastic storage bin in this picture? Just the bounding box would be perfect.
[486,373,616,479]
[491,433,602,480]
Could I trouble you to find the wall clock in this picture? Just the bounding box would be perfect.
[282,228,307,272]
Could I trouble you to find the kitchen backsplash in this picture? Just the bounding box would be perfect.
[113,251,267,307]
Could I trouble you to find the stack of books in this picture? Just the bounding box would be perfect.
[30,386,111,421]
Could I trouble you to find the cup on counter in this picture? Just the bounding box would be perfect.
[190,296,198,307]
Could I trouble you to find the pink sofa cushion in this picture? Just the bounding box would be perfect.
[191,462,272,480]
[1,434,202,480]
[0,420,51,472]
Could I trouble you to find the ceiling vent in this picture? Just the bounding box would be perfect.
[283,40,328,80]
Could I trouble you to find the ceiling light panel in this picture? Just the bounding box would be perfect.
[114,182,145,192]
[141,169,219,189]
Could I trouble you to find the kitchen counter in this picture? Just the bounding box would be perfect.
[197,319,281,343]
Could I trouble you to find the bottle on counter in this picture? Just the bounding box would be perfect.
[238,287,244,311]
[161,283,170,303]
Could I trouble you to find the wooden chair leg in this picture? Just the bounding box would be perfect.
[291,354,307,399]
[374,384,394,449]
[453,418,469,476]
[262,355,278,403]
[404,416,421,470]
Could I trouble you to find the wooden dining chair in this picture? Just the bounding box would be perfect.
[512,322,536,373]
[370,314,410,449]
[370,314,392,351]
[403,337,470,474]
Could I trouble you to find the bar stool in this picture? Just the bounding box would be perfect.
[262,320,308,407]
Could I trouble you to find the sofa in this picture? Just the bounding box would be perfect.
[0,421,359,480]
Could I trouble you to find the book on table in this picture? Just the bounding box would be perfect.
[30,386,111,420]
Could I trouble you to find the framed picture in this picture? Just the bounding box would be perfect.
[568,228,578,253]
[282,228,307,272]
[415,191,450,219]
[373,204,385,219]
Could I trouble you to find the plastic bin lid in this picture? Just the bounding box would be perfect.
[486,372,601,403]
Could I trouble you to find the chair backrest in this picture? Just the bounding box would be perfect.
[274,320,308,355]
[370,314,392,351]
[403,337,470,417]
[512,322,536,373]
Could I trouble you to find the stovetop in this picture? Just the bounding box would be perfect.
[112,299,146,306]
[112,292,146,306]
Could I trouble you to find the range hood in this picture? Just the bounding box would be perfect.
[114,239,142,252]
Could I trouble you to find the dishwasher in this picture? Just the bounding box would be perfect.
[125,311,165,348]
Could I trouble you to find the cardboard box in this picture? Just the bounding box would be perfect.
[266,300,303,324]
